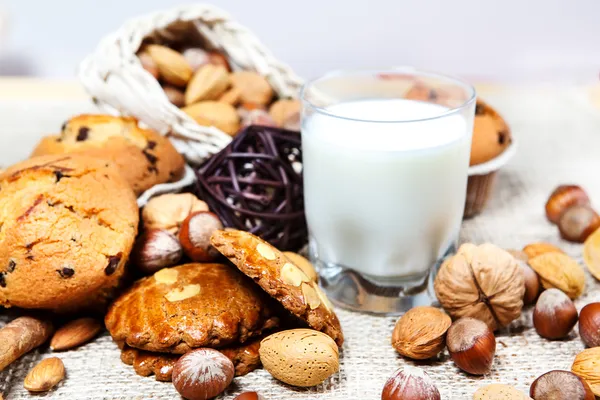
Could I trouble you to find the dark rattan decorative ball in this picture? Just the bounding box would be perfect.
[195,125,306,251]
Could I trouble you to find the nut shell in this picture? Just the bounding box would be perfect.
[381,366,441,400]
[391,306,451,360]
[259,329,339,387]
[234,393,265,400]
[545,185,590,224]
[434,243,525,331]
[172,348,234,400]
[530,370,595,400]
[558,205,600,243]
[579,303,600,348]
[528,252,586,299]
[572,347,600,397]
[533,289,578,340]
[447,317,496,375]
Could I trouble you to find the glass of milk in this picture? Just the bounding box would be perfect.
[301,68,476,314]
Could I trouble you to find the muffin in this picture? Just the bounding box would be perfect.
[0,155,139,312]
[470,99,512,166]
[31,114,186,195]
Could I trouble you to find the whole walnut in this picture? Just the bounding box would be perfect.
[434,243,525,331]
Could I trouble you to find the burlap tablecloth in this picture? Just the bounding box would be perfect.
[0,85,599,399]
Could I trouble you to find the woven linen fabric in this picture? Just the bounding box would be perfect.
[1,86,600,399]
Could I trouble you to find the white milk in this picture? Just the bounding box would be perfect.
[302,99,471,279]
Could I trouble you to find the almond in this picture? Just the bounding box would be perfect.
[269,99,301,127]
[185,64,230,105]
[218,87,242,105]
[24,357,65,392]
[523,242,564,259]
[50,318,102,351]
[182,101,240,136]
[230,71,274,106]
[146,45,192,87]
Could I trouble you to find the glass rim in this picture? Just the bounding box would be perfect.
[300,67,477,124]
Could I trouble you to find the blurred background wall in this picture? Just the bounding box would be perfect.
[0,0,599,82]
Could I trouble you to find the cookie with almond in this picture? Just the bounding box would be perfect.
[105,264,280,354]
[210,230,343,346]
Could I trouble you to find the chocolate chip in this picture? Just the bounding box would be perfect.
[475,103,485,115]
[61,121,67,131]
[57,267,75,278]
[76,127,89,141]
[147,141,157,150]
[428,90,438,101]
[147,166,158,174]
[0,273,5,287]
[498,131,507,145]
[105,253,122,275]
[54,170,70,182]
[26,255,34,261]
[143,150,158,165]
[7,260,16,272]
[71,236,77,242]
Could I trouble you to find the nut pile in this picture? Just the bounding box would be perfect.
[133,193,223,274]
[138,45,301,136]
[546,185,600,243]
[386,212,600,399]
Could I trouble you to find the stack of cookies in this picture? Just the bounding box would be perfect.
[104,229,344,383]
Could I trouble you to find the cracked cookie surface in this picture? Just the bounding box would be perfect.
[31,114,186,195]
[210,230,344,346]
[0,154,139,311]
[119,339,261,381]
[105,263,280,354]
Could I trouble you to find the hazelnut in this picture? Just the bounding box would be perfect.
[533,288,578,340]
[391,306,451,360]
[179,212,223,262]
[234,393,265,400]
[520,262,541,305]
[572,348,600,397]
[131,229,183,274]
[528,252,586,299]
[172,348,234,400]
[530,370,595,400]
[579,303,600,348]
[545,185,590,224]
[381,366,441,400]
[523,242,565,259]
[434,243,525,331]
[474,384,532,399]
[138,51,159,79]
[558,205,600,243]
[142,193,209,234]
[163,85,185,107]
[446,317,496,375]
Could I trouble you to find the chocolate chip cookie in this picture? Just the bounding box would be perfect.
[120,339,261,381]
[105,264,280,353]
[471,99,512,165]
[210,230,344,346]
[31,114,186,195]
[0,155,139,311]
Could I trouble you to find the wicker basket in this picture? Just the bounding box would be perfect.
[78,4,304,164]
